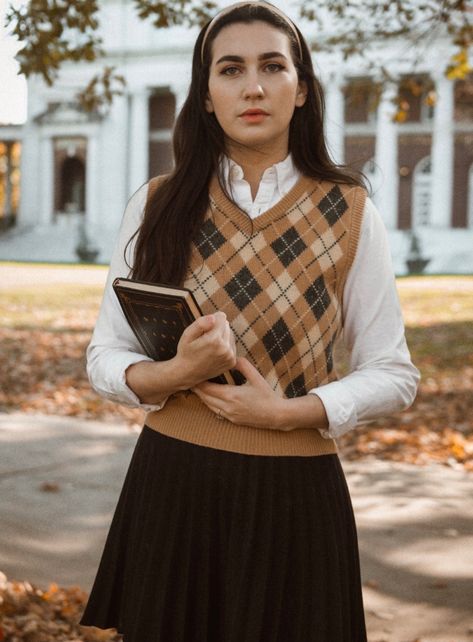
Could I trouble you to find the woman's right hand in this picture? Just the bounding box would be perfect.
[175,312,237,388]
[124,312,236,405]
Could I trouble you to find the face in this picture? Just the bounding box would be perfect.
[205,20,307,158]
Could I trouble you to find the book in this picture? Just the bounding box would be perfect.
[112,277,245,386]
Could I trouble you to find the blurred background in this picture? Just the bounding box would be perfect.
[0,2,472,641]
[0,0,472,270]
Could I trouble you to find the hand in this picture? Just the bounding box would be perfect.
[176,311,237,388]
[192,356,290,431]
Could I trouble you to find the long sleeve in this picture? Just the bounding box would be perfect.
[311,196,421,439]
[86,181,168,412]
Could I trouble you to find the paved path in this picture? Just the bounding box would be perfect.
[1,413,472,640]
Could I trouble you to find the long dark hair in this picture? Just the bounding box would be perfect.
[130,3,368,285]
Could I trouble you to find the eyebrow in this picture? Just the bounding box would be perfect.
[215,51,288,65]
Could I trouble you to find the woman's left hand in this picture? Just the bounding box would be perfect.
[192,356,290,431]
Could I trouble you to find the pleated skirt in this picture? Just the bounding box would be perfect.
[80,425,367,642]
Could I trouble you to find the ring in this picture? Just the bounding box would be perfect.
[216,409,224,421]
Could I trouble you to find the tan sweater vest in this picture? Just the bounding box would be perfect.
[145,173,366,456]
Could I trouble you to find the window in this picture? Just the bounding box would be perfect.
[397,75,434,123]
[0,141,21,229]
[412,156,432,227]
[344,77,380,124]
[149,89,176,176]
[53,137,87,218]
[454,74,473,122]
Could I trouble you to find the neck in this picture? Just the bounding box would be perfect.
[226,141,289,199]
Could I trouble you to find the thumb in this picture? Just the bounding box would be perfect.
[181,314,215,343]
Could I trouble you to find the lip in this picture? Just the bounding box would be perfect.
[240,109,269,116]
[239,109,269,123]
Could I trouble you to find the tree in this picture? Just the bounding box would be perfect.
[4,0,473,118]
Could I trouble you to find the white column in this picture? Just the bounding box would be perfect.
[128,88,150,194]
[430,73,454,228]
[324,71,345,165]
[39,136,54,227]
[18,123,40,227]
[174,85,189,115]
[374,81,399,230]
[101,93,129,229]
[86,134,100,226]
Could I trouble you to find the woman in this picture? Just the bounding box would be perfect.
[80,2,420,640]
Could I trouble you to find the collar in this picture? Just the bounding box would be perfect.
[219,153,299,193]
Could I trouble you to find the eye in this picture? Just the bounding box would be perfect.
[220,65,241,76]
[265,63,284,72]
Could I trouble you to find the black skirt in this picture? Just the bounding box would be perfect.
[80,425,367,642]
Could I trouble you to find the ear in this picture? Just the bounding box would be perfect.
[295,80,308,107]
[205,93,214,114]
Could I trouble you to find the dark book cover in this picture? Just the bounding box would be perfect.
[113,278,244,386]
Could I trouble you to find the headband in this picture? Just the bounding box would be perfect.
[200,1,303,64]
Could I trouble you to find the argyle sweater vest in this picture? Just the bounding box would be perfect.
[145,173,366,456]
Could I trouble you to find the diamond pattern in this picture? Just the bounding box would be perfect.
[284,373,306,398]
[303,276,330,321]
[325,338,334,374]
[263,318,295,365]
[271,226,307,267]
[224,266,263,311]
[195,219,226,259]
[182,177,365,406]
[318,185,348,226]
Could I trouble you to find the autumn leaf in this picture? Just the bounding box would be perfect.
[0,572,122,641]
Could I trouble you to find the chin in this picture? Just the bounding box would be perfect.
[235,134,278,149]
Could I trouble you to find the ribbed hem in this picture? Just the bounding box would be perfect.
[145,392,338,457]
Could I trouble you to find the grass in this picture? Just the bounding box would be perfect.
[0,285,103,329]
[397,275,473,325]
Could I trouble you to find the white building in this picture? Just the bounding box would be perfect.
[0,0,472,273]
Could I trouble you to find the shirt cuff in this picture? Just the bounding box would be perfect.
[90,352,169,412]
[308,381,358,439]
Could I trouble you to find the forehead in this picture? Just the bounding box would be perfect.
[210,20,292,61]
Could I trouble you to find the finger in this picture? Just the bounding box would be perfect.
[208,310,226,329]
[234,357,265,384]
[213,313,230,340]
[230,328,237,352]
[193,387,226,415]
[196,379,229,395]
[182,314,215,342]
[221,319,231,345]
[192,386,211,407]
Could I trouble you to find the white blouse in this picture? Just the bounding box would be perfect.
[86,156,420,440]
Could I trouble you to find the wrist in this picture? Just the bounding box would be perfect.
[273,397,296,431]
[164,354,199,391]
[274,394,329,432]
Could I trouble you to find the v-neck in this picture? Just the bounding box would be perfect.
[209,173,320,235]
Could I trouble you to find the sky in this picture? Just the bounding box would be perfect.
[0,0,27,125]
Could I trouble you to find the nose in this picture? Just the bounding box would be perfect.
[242,70,264,100]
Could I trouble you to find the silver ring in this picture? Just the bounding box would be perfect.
[216,409,224,421]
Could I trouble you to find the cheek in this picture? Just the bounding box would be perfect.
[207,87,232,118]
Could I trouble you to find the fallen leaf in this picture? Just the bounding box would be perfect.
[39,482,60,493]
